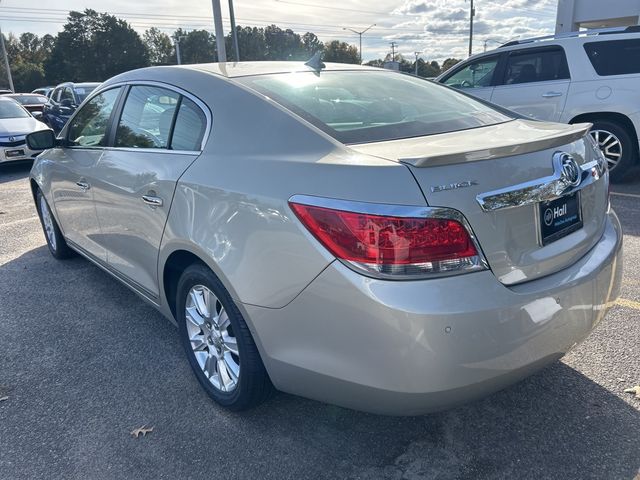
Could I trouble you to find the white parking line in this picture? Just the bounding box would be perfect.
[610,191,640,199]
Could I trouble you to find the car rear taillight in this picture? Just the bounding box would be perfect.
[289,195,487,279]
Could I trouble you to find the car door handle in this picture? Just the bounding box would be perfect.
[542,92,563,98]
[76,181,90,191]
[142,195,163,207]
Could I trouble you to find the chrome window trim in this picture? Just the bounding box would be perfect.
[76,80,212,153]
[288,194,490,279]
[476,150,606,212]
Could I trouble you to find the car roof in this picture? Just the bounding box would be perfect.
[107,61,380,84]
[54,82,101,88]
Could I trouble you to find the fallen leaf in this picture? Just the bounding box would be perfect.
[130,425,154,438]
[0,396,8,402]
[623,386,640,399]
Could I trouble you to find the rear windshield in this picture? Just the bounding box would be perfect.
[584,39,640,76]
[0,100,30,119]
[13,95,47,105]
[238,70,513,144]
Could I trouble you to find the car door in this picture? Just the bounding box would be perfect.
[490,46,570,121]
[91,84,209,298]
[439,54,501,101]
[48,87,123,262]
[43,87,62,128]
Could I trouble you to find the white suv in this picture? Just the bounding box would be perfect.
[436,26,640,181]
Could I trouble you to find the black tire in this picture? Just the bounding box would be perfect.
[176,263,273,411]
[589,119,638,183]
[35,189,74,259]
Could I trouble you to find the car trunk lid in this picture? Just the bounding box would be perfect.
[350,119,609,285]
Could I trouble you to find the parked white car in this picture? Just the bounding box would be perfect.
[0,96,49,164]
[436,26,640,181]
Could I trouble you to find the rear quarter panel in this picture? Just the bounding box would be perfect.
[157,73,427,309]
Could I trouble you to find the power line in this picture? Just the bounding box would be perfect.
[272,0,393,16]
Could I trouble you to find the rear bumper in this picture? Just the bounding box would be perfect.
[244,211,623,415]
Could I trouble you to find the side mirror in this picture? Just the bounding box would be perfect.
[31,111,43,119]
[26,129,56,150]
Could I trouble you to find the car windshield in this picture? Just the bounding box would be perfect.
[13,95,47,105]
[238,70,513,144]
[0,100,30,119]
[74,86,96,103]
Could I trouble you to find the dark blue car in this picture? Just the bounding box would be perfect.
[42,82,100,133]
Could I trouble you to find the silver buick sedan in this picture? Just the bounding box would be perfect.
[27,62,622,415]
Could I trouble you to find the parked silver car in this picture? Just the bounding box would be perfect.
[0,97,49,164]
[27,62,622,415]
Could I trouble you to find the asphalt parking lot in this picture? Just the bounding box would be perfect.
[0,161,639,480]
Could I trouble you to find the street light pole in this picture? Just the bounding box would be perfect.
[342,23,375,64]
[414,51,420,76]
[211,0,227,62]
[467,0,475,57]
[228,0,240,61]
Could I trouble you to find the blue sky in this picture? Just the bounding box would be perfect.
[0,0,559,62]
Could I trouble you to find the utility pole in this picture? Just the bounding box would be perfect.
[228,0,240,61]
[0,27,12,92]
[414,52,420,76]
[211,0,227,62]
[390,42,397,62]
[467,0,475,57]
[0,1,13,92]
[342,23,375,64]
[174,34,186,64]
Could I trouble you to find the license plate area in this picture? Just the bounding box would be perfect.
[5,149,25,158]
[538,192,583,246]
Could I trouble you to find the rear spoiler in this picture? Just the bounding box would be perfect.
[399,121,592,168]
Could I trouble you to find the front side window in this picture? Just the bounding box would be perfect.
[502,48,569,85]
[584,39,640,76]
[115,85,179,149]
[67,87,121,147]
[443,57,499,89]
[239,71,512,144]
[51,88,62,103]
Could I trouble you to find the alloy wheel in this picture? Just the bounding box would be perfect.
[185,285,240,392]
[590,129,622,172]
[39,195,57,251]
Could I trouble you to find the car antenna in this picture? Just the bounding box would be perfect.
[304,51,325,74]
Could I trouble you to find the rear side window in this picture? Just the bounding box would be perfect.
[171,97,207,151]
[584,39,640,76]
[502,47,569,85]
[115,85,179,149]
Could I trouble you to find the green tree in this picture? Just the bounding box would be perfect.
[144,28,174,65]
[175,28,216,63]
[4,32,54,91]
[441,58,462,73]
[323,40,359,64]
[45,9,149,83]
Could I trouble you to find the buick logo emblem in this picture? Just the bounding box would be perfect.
[559,153,581,187]
[543,208,554,226]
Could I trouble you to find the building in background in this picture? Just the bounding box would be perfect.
[556,0,640,33]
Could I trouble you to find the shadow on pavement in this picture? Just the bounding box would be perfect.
[0,161,33,185]
[0,245,638,480]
